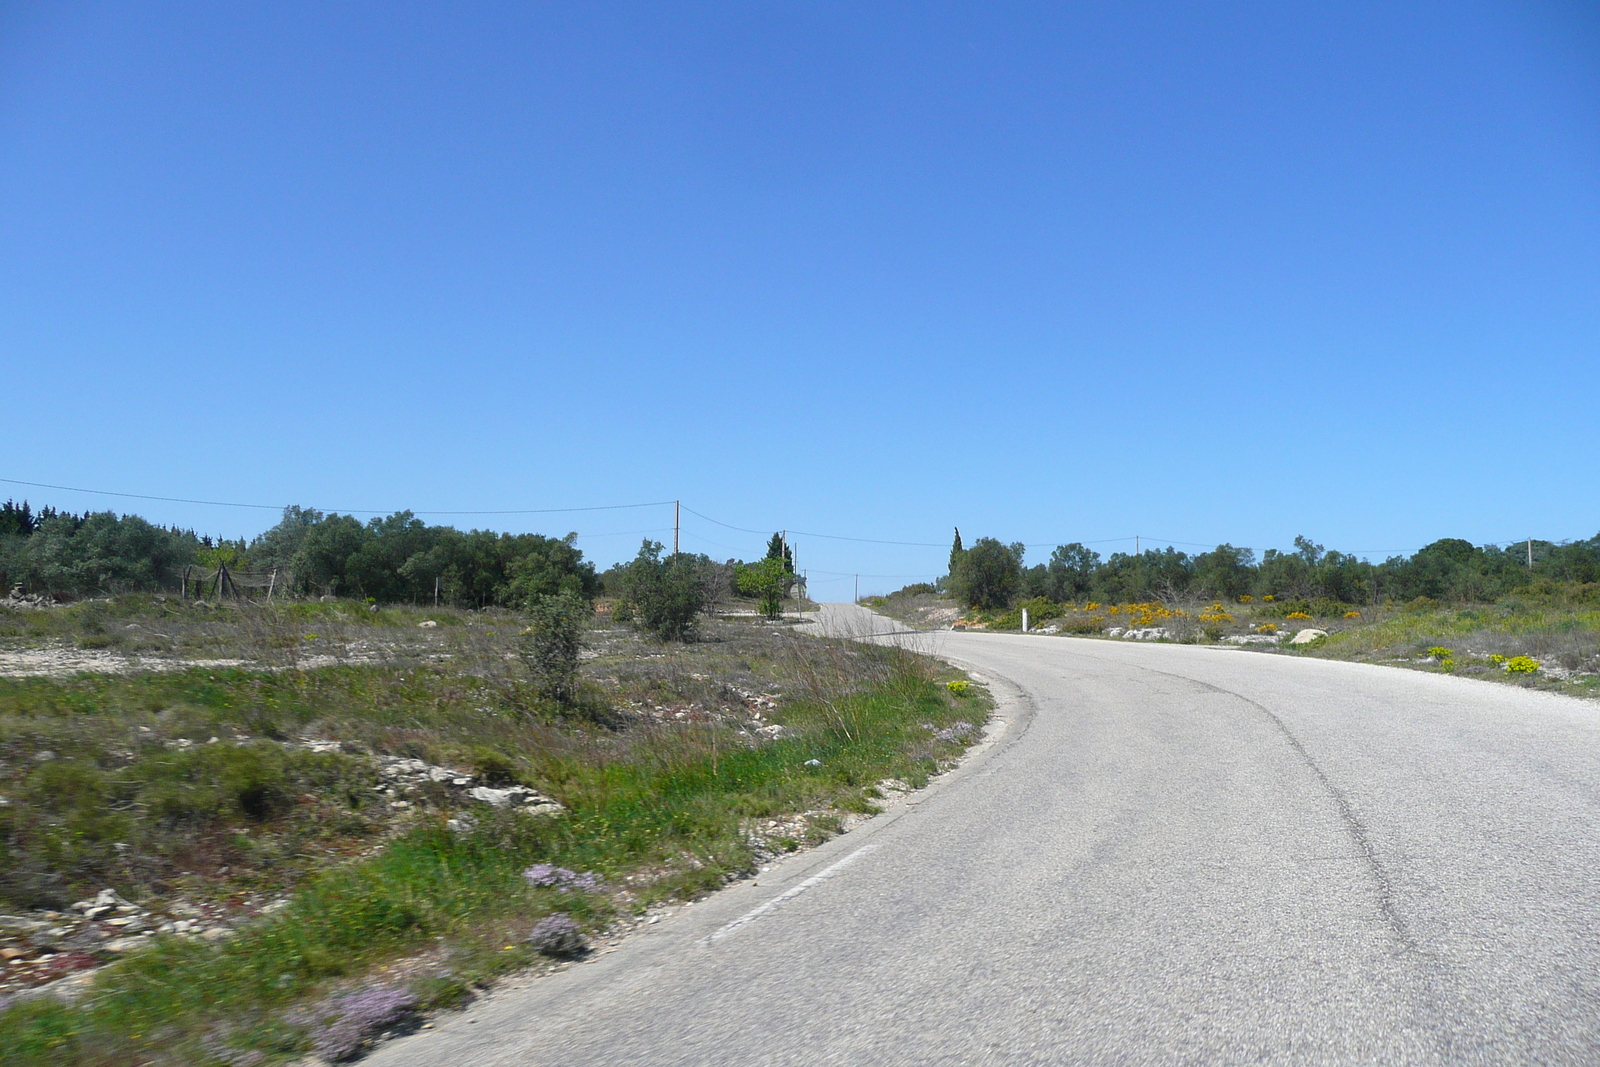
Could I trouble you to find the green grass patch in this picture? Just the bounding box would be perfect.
[0,623,986,1066]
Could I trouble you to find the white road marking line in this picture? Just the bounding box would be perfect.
[706,844,881,943]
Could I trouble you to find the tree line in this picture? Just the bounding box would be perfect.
[0,502,603,608]
[0,501,802,626]
[939,528,1600,611]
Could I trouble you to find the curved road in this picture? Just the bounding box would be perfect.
[367,604,1600,1065]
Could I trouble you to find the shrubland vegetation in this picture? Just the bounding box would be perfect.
[0,500,806,620]
[874,528,1600,696]
[0,503,936,1064]
[0,501,600,608]
[938,527,1600,608]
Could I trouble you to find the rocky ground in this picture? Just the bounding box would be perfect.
[0,742,568,1001]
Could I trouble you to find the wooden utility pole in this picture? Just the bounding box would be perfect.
[434,576,441,607]
[855,574,859,604]
[1528,538,1534,570]
[674,500,680,556]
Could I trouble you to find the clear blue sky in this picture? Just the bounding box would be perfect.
[3,2,1597,595]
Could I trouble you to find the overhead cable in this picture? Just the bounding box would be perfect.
[0,477,675,517]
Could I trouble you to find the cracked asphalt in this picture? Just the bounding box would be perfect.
[364,603,1600,1066]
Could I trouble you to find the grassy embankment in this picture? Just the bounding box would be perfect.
[866,586,1600,699]
[0,596,988,1066]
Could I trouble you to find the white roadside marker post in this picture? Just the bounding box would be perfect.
[1022,608,1029,633]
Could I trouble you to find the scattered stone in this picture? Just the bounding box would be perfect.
[418,620,438,628]
[379,758,430,777]
[1289,629,1330,645]
[467,785,563,814]
[803,759,822,767]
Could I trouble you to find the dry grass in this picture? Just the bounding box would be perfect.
[0,595,990,1067]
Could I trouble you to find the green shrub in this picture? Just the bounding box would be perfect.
[517,593,589,704]
[735,558,790,620]
[950,538,1024,610]
[617,541,714,641]
[1309,597,1352,618]
[988,596,1063,631]
[469,748,522,786]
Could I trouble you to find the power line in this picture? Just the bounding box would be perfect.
[5,476,1568,562]
[0,477,675,517]
[680,504,950,547]
[572,527,676,540]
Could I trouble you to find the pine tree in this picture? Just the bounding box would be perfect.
[765,532,794,573]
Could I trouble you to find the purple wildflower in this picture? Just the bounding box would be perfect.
[522,863,603,893]
[308,986,419,1062]
[527,914,586,957]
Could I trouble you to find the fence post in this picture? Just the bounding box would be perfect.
[1022,607,1029,633]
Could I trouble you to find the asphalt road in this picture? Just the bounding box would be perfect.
[365,603,1600,1066]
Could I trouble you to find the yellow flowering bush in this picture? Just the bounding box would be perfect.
[1344,611,1361,619]
[1239,594,1254,603]
[1505,656,1539,675]
[1110,602,1173,627]
[1286,611,1312,620]
[947,680,971,695]
[1263,594,1275,602]
[1256,623,1277,634]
